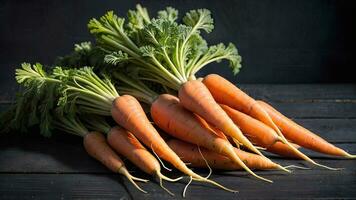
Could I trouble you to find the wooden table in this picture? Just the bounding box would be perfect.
[1,84,356,199]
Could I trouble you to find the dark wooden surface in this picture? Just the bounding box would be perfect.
[1,0,355,84]
[1,84,356,199]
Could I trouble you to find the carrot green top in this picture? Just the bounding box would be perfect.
[13,63,121,136]
[88,4,242,90]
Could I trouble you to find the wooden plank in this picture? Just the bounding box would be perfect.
[0,134,110,173]
[0,164,355,200]
[266,101,356,118]
[239,84,356,102]
[293,119,356,143]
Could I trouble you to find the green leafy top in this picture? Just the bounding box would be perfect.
[13,63,61,137]
[88,4,242,91]
[55,42,107,69]
[83,115,112,135]
[53,114,89,137]
[53,66,119,116]
[11,63,119,137]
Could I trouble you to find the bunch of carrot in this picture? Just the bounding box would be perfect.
[1,4,355,197]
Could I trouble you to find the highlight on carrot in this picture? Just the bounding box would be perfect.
[257,100,356,159]
[86,117,182,196]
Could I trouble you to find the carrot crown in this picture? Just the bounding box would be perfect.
[82,115,112,135]
[88,4,242,90]
[53,66,119,116]
[53,114,89,137]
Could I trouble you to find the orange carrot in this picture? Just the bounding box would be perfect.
[111,95,236,192]
[168,139,282,170]
[267,142,301,159]
[151,94,284,182]
[203,74,339,169]
[107,126,181,195]
[202,74,282,134]
[258,100,356,158]
[220,104,301,158]
[178,80,264,158]
[83,131,148,193]
[221,104,281,148]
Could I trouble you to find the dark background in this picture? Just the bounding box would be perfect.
[1,0,355,93]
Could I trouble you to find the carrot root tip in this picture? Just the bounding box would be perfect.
[192,177,239,193]
[312,161,344,171]
[120,167,148,193]
[197,145,213,179]
[276,165,292,173]
[131,176,150,183]
[151,143,172,171]
[157,171,183,182]
[344,153,356,159]
[284,165,310,170]
[183,176,193,198]
[159,176,175,196]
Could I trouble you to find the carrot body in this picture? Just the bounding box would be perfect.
[168,139,281,170]
[83,131,148,193]
[258,100,352,157]
[111,95,193,175]
[267,142,301,158]
[221,104,302,158]
[178,80,263,157]
[151,94,279,181]
[84,131,125,173]
[202,74,280,135]
[107,126,161,175]
[221,104,280,148]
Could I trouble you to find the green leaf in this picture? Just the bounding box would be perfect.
[157,7,178,22]
[183,9,214,33]
[104,51,130,65]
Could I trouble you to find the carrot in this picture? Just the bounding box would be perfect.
[202,74,282,134]
[151,94,285,182]
[204,105,300,159]
[258,100,356,158]
[85,117,182,196]
[221,104,301,158]
[203,74,340,169]
[168,139,283,170]
[111,95,237,192]
[83,132,149,194]
[221,104,281,149]
[267,142,302,159]
[107,126,182,195]
[178,80,264,158]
